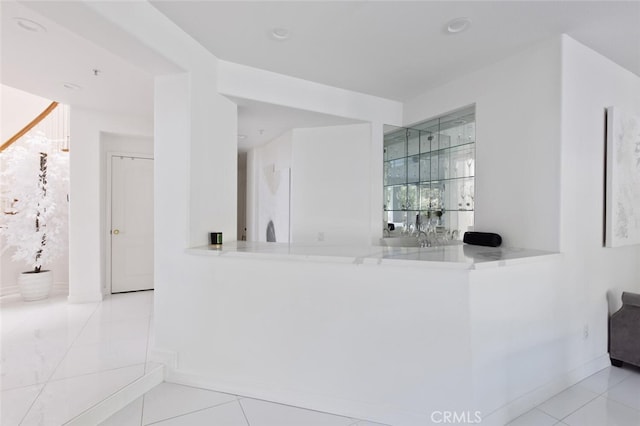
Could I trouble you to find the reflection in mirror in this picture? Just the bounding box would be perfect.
[382,105,475,247]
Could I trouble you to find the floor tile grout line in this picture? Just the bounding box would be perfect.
[575,368,633,397]
[143,398,240,425]
[12,295,152,424]
[238,394,359,421]
[143,314,152,375]
[18,298,103,425]
[139,393,146,426]
[552,392,602,422]
[3,360,148,395]
[154,382,240,400]
[485,364,624,421]
[2,381,47,393]
[47,361,150,385]
[583,368,640,413]
[140,307,153,426]
[599,390,640,413]
[603,371,633,392]
[505,407,561,425]
[4,292,152,425]
[64,365,160,426]
[43,299,103,381]
[504,367,640,426]
[237,398,251,426]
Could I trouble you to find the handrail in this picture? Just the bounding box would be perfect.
[0,101,59,153]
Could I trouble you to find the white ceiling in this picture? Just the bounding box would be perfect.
[150,0,640,101]
[0,1,158,119]
[2,1,639,149]
[232,97,362,151]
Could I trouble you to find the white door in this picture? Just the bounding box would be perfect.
[110,155,154,293]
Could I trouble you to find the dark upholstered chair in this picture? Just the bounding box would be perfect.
[609,291,640,368]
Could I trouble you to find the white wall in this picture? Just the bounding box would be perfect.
[218,62,402,243]
[291,124,372,245]
[468,257,567,421]
[246,131,292,242]
[246,123,372,245]
[69,107,152,302]
[404,37,562,251]
[153,70,238,368]
[397,35,640,422]
[558,35,640,366]
[188,67,238,246]
[168,253,474,426]
[0,84,51,142]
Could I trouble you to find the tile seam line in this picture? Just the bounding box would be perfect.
[18,299,103,425]
[139,393,145,426]
[143,314,152,375]
[552,393,603,422]
[589,371,640,413]
[237,398,251,426]
[139,311,152,425]
[144,397,240,425]
[601,392,640,414]
[239,394,361,419]
[157,382,238,398]
[506,408,560,425]
[43,362,149,386]
[65,364,159,425]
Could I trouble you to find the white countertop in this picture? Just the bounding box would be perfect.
[187,241,559,269]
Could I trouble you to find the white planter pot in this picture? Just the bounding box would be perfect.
[18,270,53,301]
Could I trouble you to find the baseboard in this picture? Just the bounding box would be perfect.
[53,282,68,292]
[1,282,67,297]
[65,363,164,426]
[480,354,611,426]
[155,352,611,426]
[165,367,425,425]
[0,285,18,297]
[148,348,178,371]
[68,292,104,303]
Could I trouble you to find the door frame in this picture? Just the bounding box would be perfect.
[105,151,154,295]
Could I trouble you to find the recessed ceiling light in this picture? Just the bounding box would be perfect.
[446,17,472,34]
[62,82,82,91]
[238,134,247,140]
[14,17,47,33]
[271,27,290,41]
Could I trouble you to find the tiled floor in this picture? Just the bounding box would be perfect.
[99,382,387,426]
[1,290,155,425]
[505,364,640,426]
[2,291,640,425]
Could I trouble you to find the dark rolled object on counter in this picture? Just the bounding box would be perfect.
[463,231,502,247]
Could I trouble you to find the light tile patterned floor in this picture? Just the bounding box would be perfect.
[506,365,640,426]
[1,290,155,425]
[100,382,387,426]
[2,291,640,425]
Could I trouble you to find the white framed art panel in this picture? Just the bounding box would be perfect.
[605,107,640,247]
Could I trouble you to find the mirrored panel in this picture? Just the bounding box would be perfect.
[383,105,475,243]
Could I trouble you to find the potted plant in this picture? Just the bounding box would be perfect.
[0,132,68,301]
